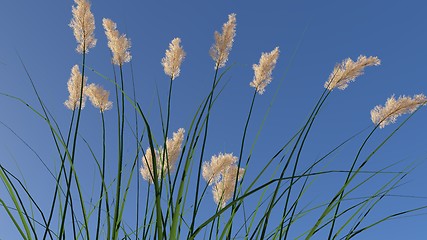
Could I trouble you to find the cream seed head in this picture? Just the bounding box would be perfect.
[69,0,96,54]
[325,55,380,91]
[161,128,185,173]
[85,83,113,112]
[212,165,245,208]
[371,94,427,128]
[162,38,186,80]
[250,47,280,94]
[202,153,238,185]
[64,65,87,110]
[210,13,236,69]
[140,148,157,183]
[140,128,185,183]
[102,18,132,66]
[202,152,245,208]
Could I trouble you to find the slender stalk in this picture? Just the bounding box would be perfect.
[280,91,331,239]
[59,49,90,240]
[188,62,220,236]
[139,104,165,240]
[130,60,141,240]
[259,89,329,239]
[96,111,108,239]
[15,53,79,240]
[43,110,75,239]
[226,89,257,239]
[112,65,126,239]
[160,77,174,221]
[326,125,378,239]
[0,166,36,239]
[306,111,418,239]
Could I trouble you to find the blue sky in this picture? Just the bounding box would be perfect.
[1,0,427,239]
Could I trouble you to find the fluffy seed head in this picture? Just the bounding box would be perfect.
[69,0,96,53]
[162,38,186,80]
[140,148,156,182]
[202,153,238,185]
[212,165,245,208]
[371,94,427,128]
[163,128,185,168]
[250,47,280,94]
[85,83,113,112]
[64,65,87,110]
[210,13,236,69]
[102,18,131,65]
[140,128,185,183]
[325,55,380,90]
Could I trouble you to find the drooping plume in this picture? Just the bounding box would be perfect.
[325,55,380,91]
[85,83,113,112]
[250,47,280,94]
[371,94,427,128]
[162,38,186,80]
[140,128,185,183]
[69,0,96,54]
[102,18,131,65]
[210,13,236,69]
[64,65,87,110]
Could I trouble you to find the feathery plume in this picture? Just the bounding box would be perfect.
[325,55,380,90]
[102,18,131,65]
[163,128,185,168]
[202,153,238,185]
[85,83,113,112]
[140,128,185,183]
[162,38,186,80]
[69,0,96,53]
[210,13,236,69]
[212,165,245,208]
[64,65,87,110]
[250,47,280,94]
[371,94,427,128]
[140,148,156,182]
[202,153,245,208]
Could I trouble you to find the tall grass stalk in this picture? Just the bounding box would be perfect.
[2,2,427,239]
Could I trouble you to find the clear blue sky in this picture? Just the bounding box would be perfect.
[1,0,427,239]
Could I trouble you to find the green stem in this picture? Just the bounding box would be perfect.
[96,111,109,239]
[43,109,75,239]
[226,89,257,239]
[112,65,126,239]
[59,50,90,240]
[259,89,329,239]
[188,63,220,236]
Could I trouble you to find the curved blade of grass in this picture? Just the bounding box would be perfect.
[0,166,33,239]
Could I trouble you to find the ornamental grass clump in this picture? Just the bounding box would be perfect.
[1,2,427,240]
